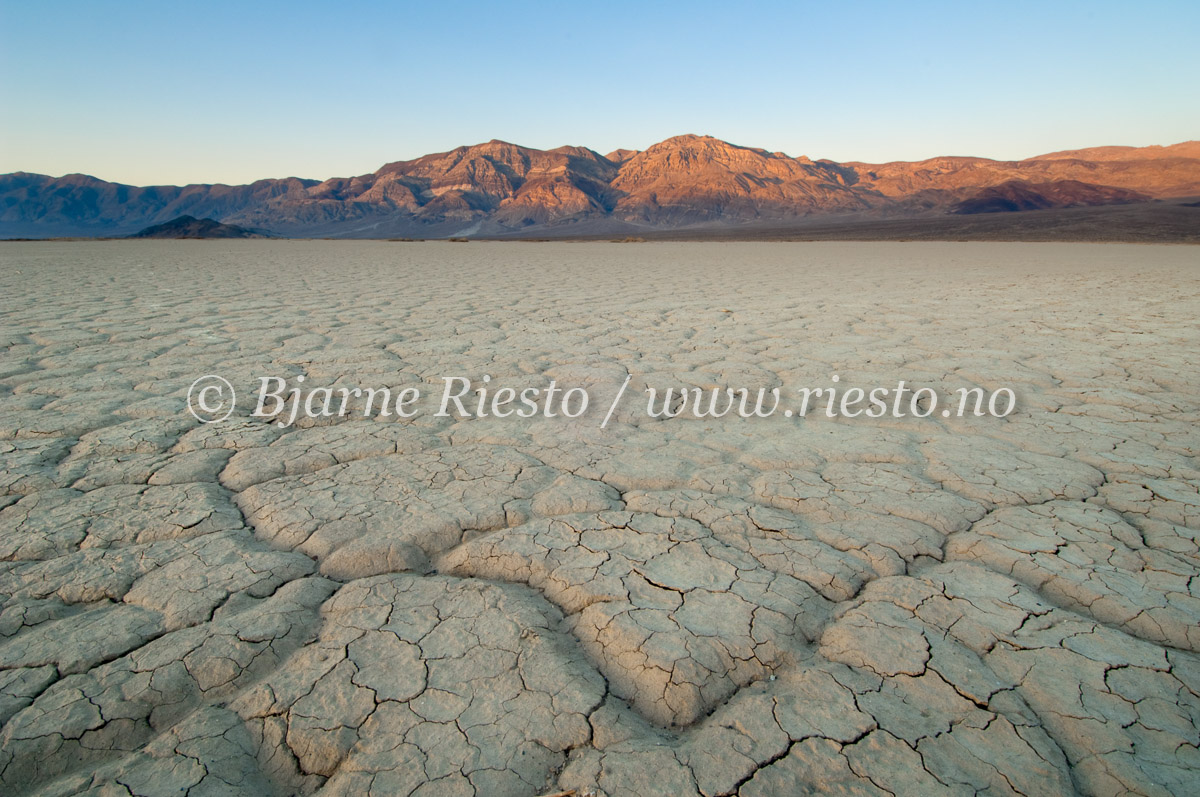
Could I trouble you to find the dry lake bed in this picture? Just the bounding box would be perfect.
[0,240,1197,796]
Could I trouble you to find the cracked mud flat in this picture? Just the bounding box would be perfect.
[0,240,1197,796]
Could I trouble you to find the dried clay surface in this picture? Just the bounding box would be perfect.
[0,240,1197,796]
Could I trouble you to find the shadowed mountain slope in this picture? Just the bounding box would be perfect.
[127,215,268,238]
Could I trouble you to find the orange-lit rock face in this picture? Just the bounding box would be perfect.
[3,136,1198,237]
[609,135,877,223]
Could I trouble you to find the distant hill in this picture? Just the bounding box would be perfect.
[951,180,1150,214]
[1027,141,1200,162]
[127,215,267,239]
[2,137,1198,239]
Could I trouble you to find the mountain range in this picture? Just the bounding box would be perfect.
[3,136,1198,239]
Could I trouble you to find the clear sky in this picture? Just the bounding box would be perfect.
[2,0,1197,186]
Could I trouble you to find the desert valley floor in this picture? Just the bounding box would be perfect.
[0,240,1197,796]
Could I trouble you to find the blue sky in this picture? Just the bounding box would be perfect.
[2,0,1196,185]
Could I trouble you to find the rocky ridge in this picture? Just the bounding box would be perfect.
[3,136,1197,238]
